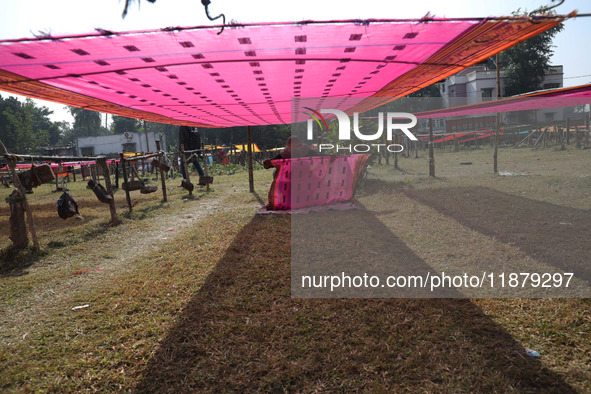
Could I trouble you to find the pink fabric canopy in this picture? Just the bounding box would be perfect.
[0,16,569,127]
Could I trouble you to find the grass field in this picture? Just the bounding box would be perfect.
[0,146,589,392]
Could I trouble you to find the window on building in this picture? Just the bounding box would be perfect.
[80,147,94,156]
[545,112,555,121]
[122,142,137,153]
[481,88,493,101]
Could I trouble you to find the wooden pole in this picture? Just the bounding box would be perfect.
[533,128,548,149]
[394,135,399,169]
[1,140,40,249]
[144,121,150,152]
[120,154,133,212]
[90,164,97,181]
[429,118,435,177]
[180,144,192,195]
[586,115,590,146]
[97,158,119,225]
[493,56,501,173]
[405,137,410,157]
[141,153,146,179]
[247,126,254,193]
[494,113,499,173]
[55,161,60,191]
[562,119,568,150]
[566,118,570,145]
[155,141,167,202]
[202,146,210,192]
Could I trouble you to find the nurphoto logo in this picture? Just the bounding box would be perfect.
[304,107,418,153]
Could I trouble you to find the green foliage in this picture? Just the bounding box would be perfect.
[111,115,141,134]
[69,106,104,137]
[498,11,564,97]
[145,121,178,150]
[0,95,60,152]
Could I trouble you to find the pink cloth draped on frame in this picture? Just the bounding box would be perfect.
[267,154,370,211]
[0,17,568,127]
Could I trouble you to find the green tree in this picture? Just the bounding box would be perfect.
[0,96,33,152]
[0,96,57,152]
[57,121,76,145]
[111,115,141,134]
[145,121,178,150]
[497,10,564,97]
[69,107,103,137]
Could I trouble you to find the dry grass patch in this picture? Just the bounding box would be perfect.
[0,148,589,392]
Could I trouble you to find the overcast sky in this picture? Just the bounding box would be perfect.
[0,0,589,124]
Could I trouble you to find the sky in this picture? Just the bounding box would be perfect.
[0,0,589,124]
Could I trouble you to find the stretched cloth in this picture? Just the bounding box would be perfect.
[0,16,570,127]
[267,154,370,211]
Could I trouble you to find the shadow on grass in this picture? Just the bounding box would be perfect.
[401,185,591,286]
[122,200,170,220]
[251,191,266,206]
[0,245,46,277]
[178,192,207,202]
[136,212,574,392]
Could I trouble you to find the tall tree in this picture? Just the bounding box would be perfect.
[69,107,103,137]
[111,115,141,134]
[0,96,59,152]
[498,10,564,97]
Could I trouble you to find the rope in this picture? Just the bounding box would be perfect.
[201,0,226,35]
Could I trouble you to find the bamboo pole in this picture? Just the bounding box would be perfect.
[155,141,167,202]
[429,118,435,177]
[7,154,103,161]
[247,126,254,193]
[202,145,210,192]
[533,127,548,149]
[394,135,399,169]
[97,158,119,225]
[493,113,499,173]
[141,153,146,179]
[561,119,567,150]
[144,121,150,152]
[493,55,500,172]
[55,160,61,191]
[586,116,590,146]
[120,153,133,211]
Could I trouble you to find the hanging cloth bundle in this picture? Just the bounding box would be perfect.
[57,191,81,220]
[17,162,55,191]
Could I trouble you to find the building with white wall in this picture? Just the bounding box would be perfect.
[439,65,564,124]
[75,131,166,157]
